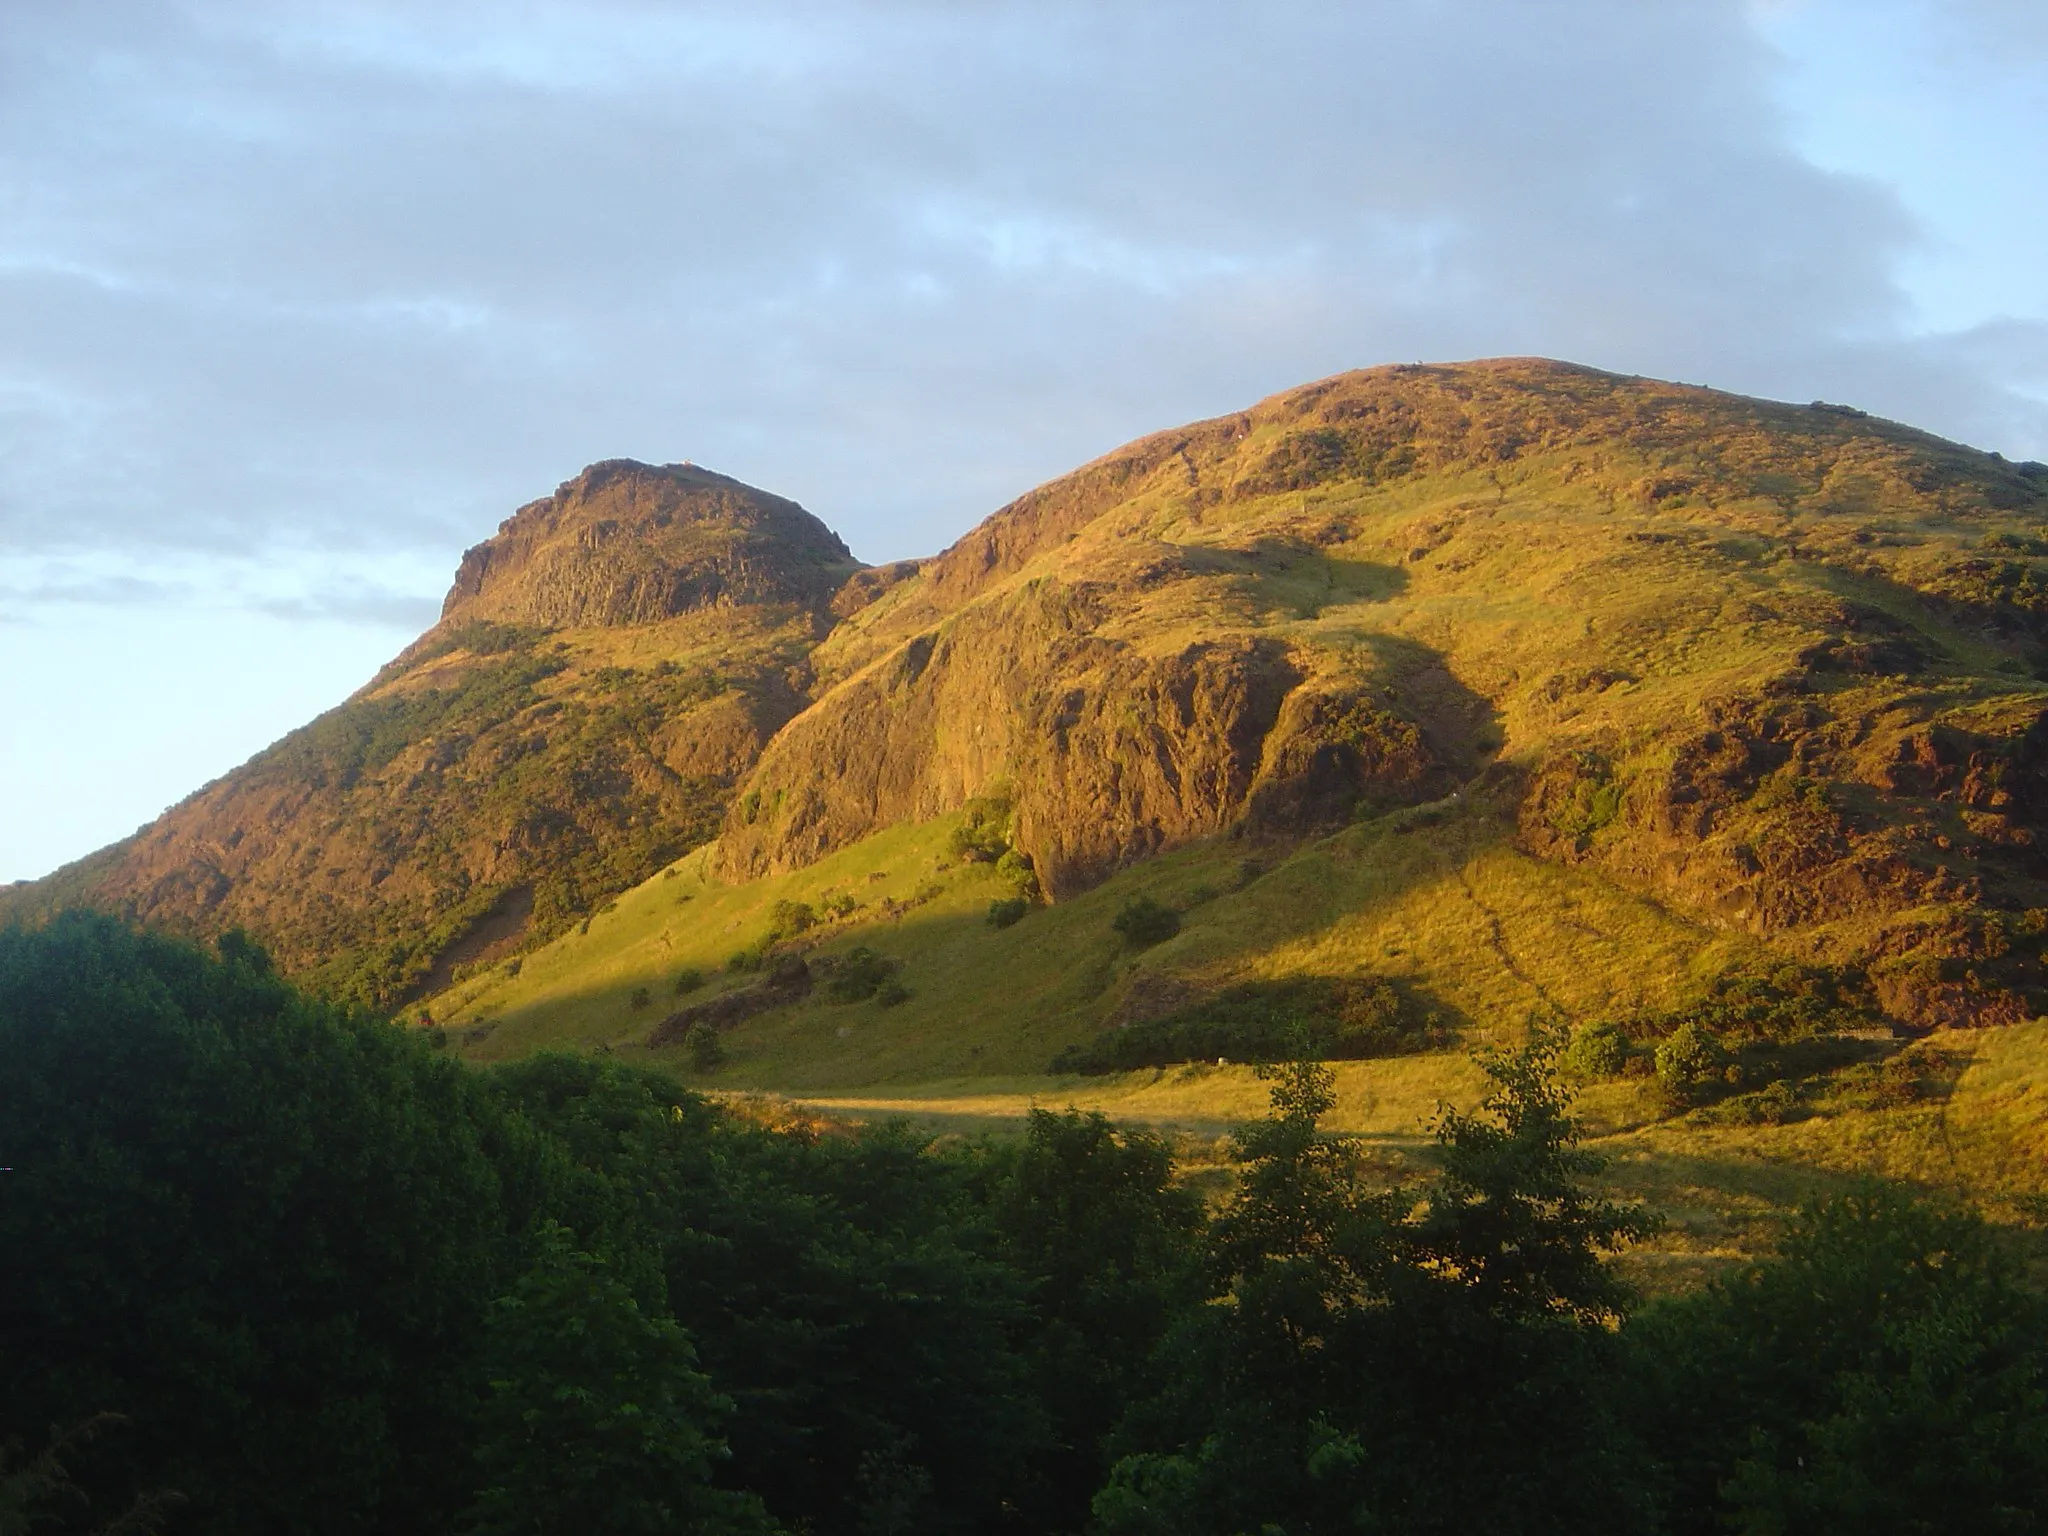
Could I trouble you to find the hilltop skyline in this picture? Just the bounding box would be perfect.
[5,0,2047,880]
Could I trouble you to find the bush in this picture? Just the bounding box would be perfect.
[628,986,652,1011]
[826,947,898,1003]
[987,896,1030,929]
[949,795,1015,863]
[1655,1021,1732,1104]
[687,1026,726,1072]
[674,967,705,995]
[1052,977,1434,1074]
[995,848,1040,900]
[1562,1020,1629,1079]
[1112,896,1181,949]
[726,945,765,974]
[875,979,912,1008]
[767,900,816,941]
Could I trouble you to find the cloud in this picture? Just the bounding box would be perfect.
[2,0,2044,591]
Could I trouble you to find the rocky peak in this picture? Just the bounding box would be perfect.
[439,460,860,630]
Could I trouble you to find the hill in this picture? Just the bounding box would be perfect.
[14,360,2048,1115]
[0,460,866,1004]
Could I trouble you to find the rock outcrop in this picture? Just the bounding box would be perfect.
[439,460,858,631]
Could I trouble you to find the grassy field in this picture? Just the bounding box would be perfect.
[434,793,1765,1085]
[430,801,2048,1287]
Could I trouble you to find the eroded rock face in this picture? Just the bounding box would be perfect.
[716,571,1469,896]
[441,460,858,630]
[1517,688,2048,1028]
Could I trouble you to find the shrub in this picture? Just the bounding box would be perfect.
[767,900,816,941]
[1562,1020,1629,1078]
[987,896,1030,929]
[1655,1020,1732,1104]
[629,986,652,1011]
[673,967,705,995]
[1707,1078,1802,1125]
[875,979,912,1008]
[687,1026,726,1072]
[726,945,766,974]
[949,795,1014,863]
[994,848,1040,900]
[826,947,897,1003]
[1112,896,1181,949]
[1052,977,1435,1074]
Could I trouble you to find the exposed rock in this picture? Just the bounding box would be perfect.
[648,956,813,1044]
[439,460,858,631]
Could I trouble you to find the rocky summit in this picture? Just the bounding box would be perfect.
[13,358,2048,1040]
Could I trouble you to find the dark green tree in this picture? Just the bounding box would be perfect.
[972,1110,1206,1531]
[1631,1184,2048,1534]
[485,1056,1048,1536]
[463,1224,776,1536]
[1097,1042,1658,1535]
[0,913,535,1534]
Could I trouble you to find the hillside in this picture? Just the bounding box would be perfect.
[0,461,864,1004]
[15,358,2048,1076]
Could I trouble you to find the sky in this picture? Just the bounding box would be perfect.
[4,0,2046,882]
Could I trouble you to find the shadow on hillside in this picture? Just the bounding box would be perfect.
[478,816,1524,1091]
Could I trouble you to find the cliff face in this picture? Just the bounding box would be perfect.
[717,552,1472,897]
[13,463,859,1007]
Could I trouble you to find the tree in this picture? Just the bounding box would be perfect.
[0,913,530,1534]
[1097,1041,1659,1535]
[463,1225,776,1536]
[974,1110,1206,1531]
[1631,1184,2048,1535]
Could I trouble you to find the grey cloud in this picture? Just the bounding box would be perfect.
[2,0,2043,591]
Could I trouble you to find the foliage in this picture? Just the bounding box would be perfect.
[10,914,2048,1536]
[1110,896,1181,949]
[995,849,1040,902]
[1655,1020,1733,1104]
[1547,752,1625,843]
[686,1026,727,1073]
[824,945,898,1003]
[486,1056,1047,1536]
[986,896,1030,929]
[1095,1040,1661,1535]
[0,1417,178,1536]
[948,795,1016,864]
[1630,1185,2048,1533]
[766,900,816,941]
[965,1111,1207,1532]
[1562,1018,1630,1078]
[0,913,531,1534]
[463,1225,775,1536]
[1053,975,1435,1074]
